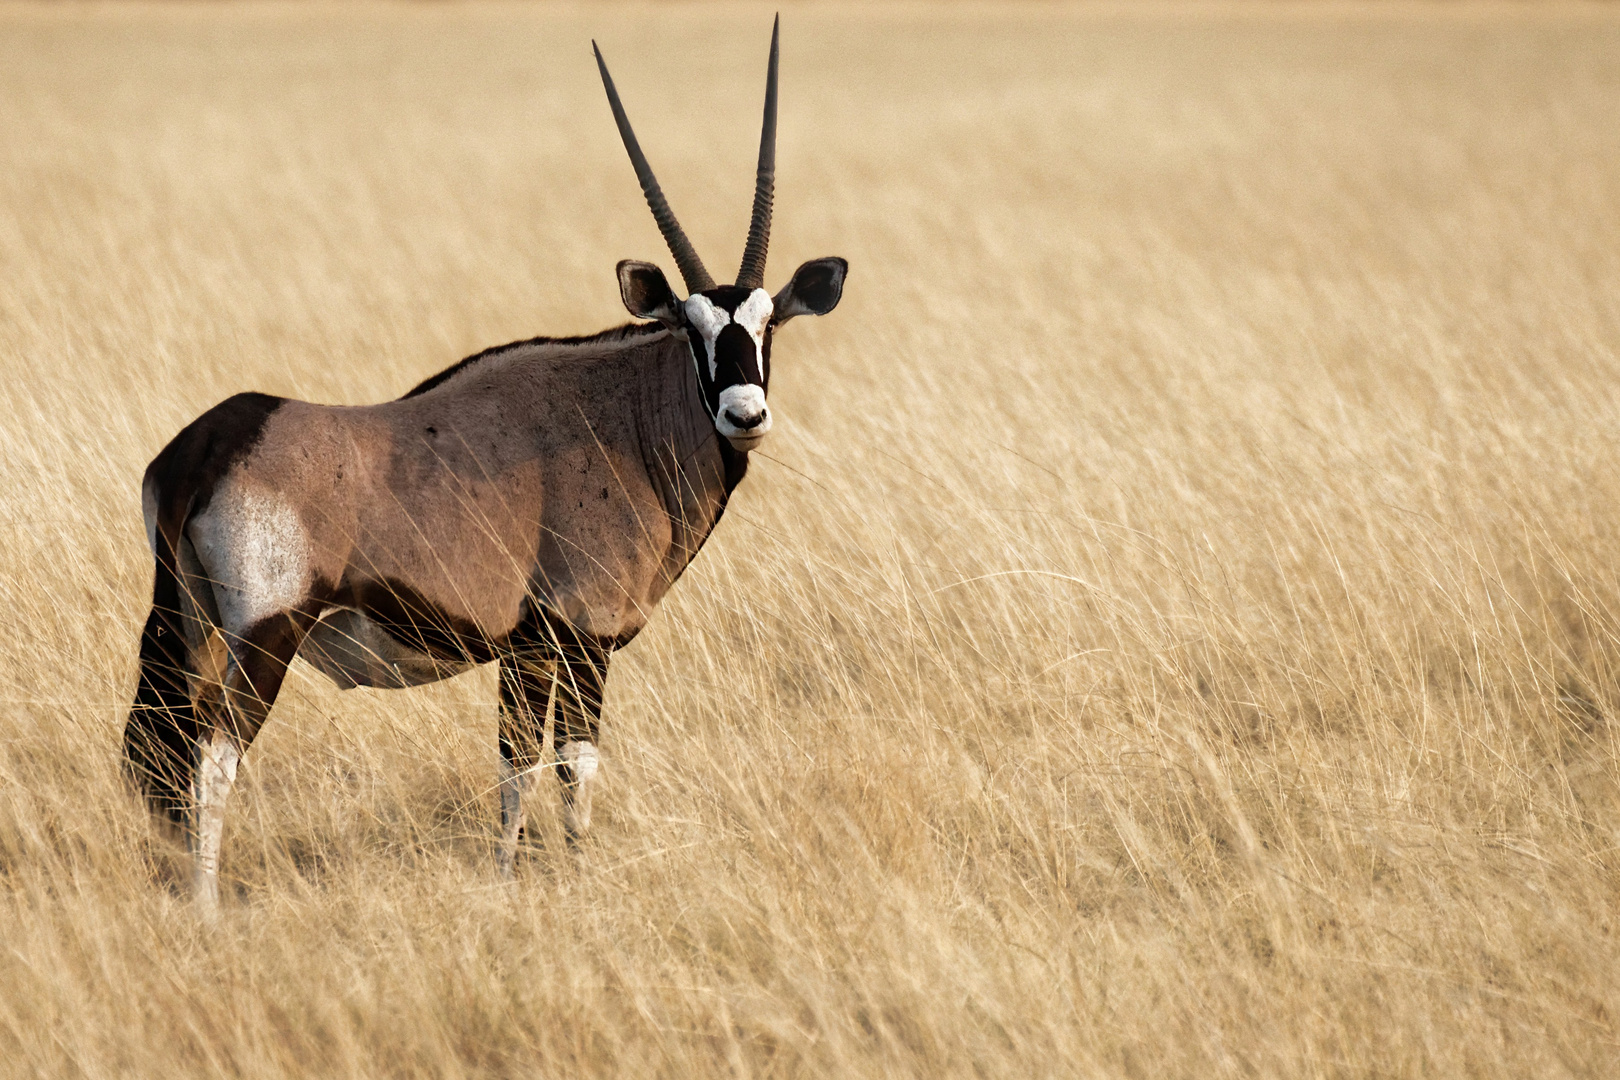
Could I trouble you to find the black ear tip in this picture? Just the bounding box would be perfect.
[618,260,666,285]
[807,256,848,285]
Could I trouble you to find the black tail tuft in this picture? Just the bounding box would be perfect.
[124,553,196,830]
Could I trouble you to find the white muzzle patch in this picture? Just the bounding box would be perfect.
[716,384,771,449]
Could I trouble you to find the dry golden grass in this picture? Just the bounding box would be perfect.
[2,1,1619,1075]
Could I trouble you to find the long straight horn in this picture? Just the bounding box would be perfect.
[593,42,716,294]
[734,15,779,291]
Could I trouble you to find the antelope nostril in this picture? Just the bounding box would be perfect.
[725,408,766,430]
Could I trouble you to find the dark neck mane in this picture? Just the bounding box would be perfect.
[399,321,663,400]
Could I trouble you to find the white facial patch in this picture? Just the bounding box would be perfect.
[728,289,773,384]
[684,294,729,379]
[683,289,773,380]
[732,288,773,343]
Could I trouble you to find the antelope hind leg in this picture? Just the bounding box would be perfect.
[497,654,555,876]
[192,727,240,914]
[187,612,310,916]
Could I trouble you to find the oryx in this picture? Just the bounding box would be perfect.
[123,17,846,911]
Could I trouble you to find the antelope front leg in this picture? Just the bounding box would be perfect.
[559,740,600,838]
[496,758,545,878]
[497,654,554,877]
[551,625,610,846]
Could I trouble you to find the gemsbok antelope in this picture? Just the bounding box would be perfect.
[123,17,846,911]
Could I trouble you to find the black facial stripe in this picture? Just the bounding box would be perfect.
[702,285,754,308]
[712,323,761,388]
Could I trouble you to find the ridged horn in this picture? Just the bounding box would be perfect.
[593,41,716,294]
[735,15,779,291]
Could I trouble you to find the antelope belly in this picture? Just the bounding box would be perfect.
[299,609,472,689]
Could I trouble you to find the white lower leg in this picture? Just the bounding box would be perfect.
[559,740,599,840]
[192,731,240,914]
[497,756,545,877]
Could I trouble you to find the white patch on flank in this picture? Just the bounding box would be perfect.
[192,730,240,916]
[716,384,772,448]
[188,484,310,633]
[560,739,599,837]
[684,293,729,380]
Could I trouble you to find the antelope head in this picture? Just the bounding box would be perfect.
[595,17,847,452]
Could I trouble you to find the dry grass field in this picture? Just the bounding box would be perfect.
[2,1,1620,1075]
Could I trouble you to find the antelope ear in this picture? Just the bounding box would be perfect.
[772,257,847,325]
[617,260,682,326]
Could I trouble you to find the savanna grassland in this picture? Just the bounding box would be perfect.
[2,2,1619,1076]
